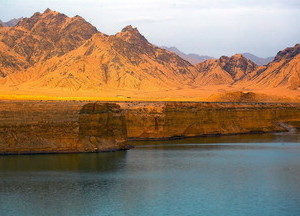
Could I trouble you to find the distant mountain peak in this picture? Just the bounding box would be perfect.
[32,12,42,17]
[24,9,71,23]
[219,56,229,60]
[117,25,147,42]
[43,8,58,15]
[121,25,143,37]
[168,47,181,52]
[122,25,138,32]
[220,54,249,62]
[16,9,96,33]
[44,8,52,13]
[242,53,274,66]
[74,15,85,20]
[162,46,214,64]
[232,54,243,58]
[0,18,23,27]
[17,9,66,29]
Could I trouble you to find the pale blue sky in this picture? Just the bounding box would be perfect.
[1,0,299,57]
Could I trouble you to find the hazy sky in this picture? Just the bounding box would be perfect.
[1,0,300,57]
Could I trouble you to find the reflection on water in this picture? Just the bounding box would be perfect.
[0,151,127,172]
[0,134,300,216]
[138,132,300,145]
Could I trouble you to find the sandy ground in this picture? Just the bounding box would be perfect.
[0,85,299,102]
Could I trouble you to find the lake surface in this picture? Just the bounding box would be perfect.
[1,134,300,216]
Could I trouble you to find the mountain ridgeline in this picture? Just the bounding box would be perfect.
[0,18,23,27]
[0,9,299,101]
[0,9,97,77]
[161,46,214,64]
[238,44,300,90]
[195,54,258,85]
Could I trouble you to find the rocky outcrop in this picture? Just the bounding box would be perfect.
[0,101,299,154]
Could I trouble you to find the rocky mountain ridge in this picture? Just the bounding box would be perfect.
[161,46,214,64]
[2,20,199,90]
[195,54,258,85]
[237,44,300,90]
[0,9,299,101]
[242,53,274,66]
[0,18,23,27]
[0,9,97,77]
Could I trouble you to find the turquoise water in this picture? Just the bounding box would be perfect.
[1,134,300,216]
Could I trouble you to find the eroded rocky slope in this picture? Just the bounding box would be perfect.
[3,25,199,90]
[238,44,300,90]
[0,9,97,77]
[195,54,258,85]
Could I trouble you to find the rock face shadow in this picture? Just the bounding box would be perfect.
[79,103,128,152]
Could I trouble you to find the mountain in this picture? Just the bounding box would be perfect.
[0,9,299,102]
[195,54,258,85]
[161,46,214,64]
[0,18,23,27]
[242,53,274,66]
[0,20,5,27]
[238,44,300,90]
[5,18,23,27]
[2,18,199,91]
[0,9,97,77]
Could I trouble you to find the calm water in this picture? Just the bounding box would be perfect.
[1,134,300,216]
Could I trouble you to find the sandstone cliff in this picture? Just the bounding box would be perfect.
[125,102,300,139]
[1,101,299,154]
[0,101,129,154]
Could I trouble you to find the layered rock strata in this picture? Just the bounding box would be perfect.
[125,102,300,139]
[0,101,129,154]
[1,101,300,154]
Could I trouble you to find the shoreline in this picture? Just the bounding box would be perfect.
[1,130,298,156]
[0,100,299,155]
